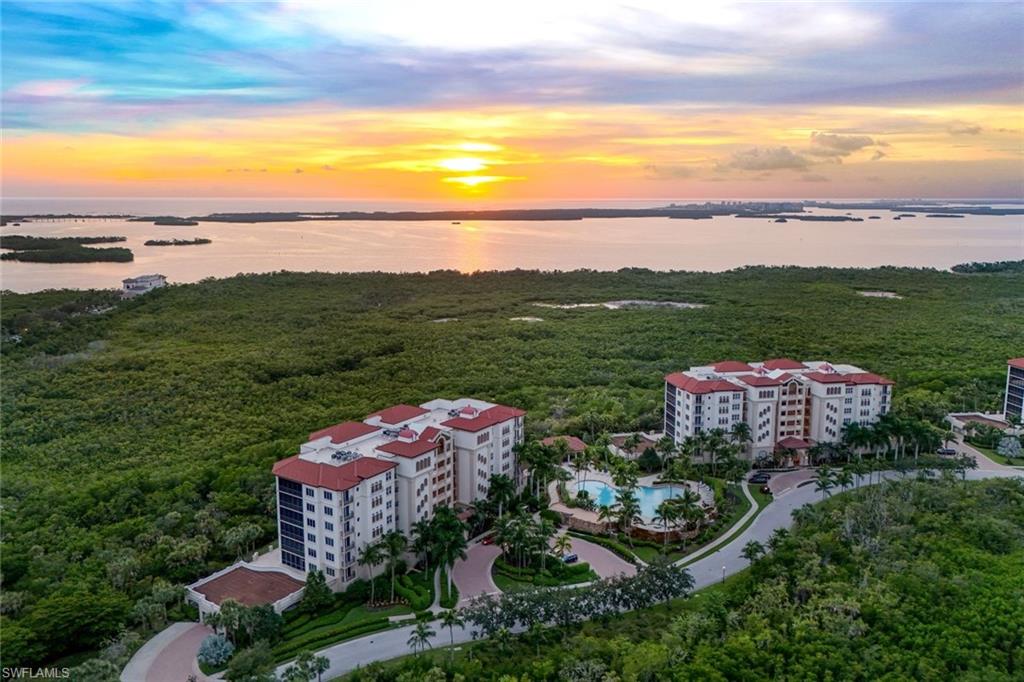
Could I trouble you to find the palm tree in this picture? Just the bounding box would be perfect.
[410,519,435,574]
[535,519,556,570]
[740,540,764,564]
[596,504,615,536]
[488,474,517,519]
[623,432,643,457]
[834,467,854,492]
[553,533,573,557]
[440,609,464,659]
[357,541,386,604]
[814,465,835,500]
[407,620,435,655]
[571,450,589,485]
[652,500,680,550]
[675,489,704,552]
[382,530,407,603]
[431,507,469,596]
[730,422,752,452]
[656,436,677,470]
[614,490,642,547]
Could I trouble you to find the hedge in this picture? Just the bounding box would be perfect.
[568,531,638,565]
[272,618,390,661]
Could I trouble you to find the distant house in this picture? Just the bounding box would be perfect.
[121,274,167,298]
[541,435,588,460]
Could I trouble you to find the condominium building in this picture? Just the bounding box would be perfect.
[1006,358,1024,421]
[272,398,525,588]
[664,359,894,462]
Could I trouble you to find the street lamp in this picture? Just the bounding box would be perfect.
[721,565,726,583]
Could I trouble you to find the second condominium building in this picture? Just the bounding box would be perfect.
[271,398,524,589]
[664,359,894,462]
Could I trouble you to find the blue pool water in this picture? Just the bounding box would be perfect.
[577,480,684,519]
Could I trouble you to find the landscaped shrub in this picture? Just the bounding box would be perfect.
[272,618,390,660]
[197,634,234,667]
[539,509,562,526]
[568,531,638,565]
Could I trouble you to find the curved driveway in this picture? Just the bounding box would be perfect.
[452,542,501,606]
[566,534,636,578]
[121,622,213,682]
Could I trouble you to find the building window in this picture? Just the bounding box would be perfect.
[307,533,316,542]
[306,503,315,512]
[477,432,490,445]
[306,519,316,528]
[326,567,336,576]
[325,522,334,531]
[305,488,315,497]
[326,552,335,562]
[307,548,317,558]
[325,507,334,516]
[325,537,334,547]
[323,491,333,501]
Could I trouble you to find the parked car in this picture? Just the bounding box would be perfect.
[749,472,771,484]
[936,447,957,456]
[562,553,578,564]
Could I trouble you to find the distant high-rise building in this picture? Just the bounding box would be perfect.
[1005,359,1024,421]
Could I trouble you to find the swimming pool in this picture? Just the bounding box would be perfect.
[577,480,685,520]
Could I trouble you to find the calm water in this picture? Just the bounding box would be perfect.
[1,207,1021,292]
[579,480,683,520]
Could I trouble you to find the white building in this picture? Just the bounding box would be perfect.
[121,273,167,298]
[272,398,525,589]
[664,359,894,462]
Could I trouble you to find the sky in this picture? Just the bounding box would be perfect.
[2,1,1022,202]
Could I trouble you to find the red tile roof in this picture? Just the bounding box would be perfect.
[804,371,894,386]
[309,421,380,444]
[421,426,441,440]
[762,358,806,370]
[777,436,811,450]
[367,404,429,424]
[541,435,588,453]
[441,404,526,432]
[194,566,304,607]
[736,374,785,387]
[1009,358,1024,370]
[376,437,439,458]
[846,372,895,386]
[665,373,741,394]
[803,371,850,384]
[712,360,754,372]
[273,455,395,491]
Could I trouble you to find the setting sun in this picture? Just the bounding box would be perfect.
[442,174,509,187]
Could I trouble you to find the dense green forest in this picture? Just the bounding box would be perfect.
[351,477,1024,681]
[0,235,133,263]
[1,266,1022,667]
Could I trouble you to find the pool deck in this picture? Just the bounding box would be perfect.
[553,467,714,531]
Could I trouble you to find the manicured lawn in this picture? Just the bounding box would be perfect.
[970,442,1024,466]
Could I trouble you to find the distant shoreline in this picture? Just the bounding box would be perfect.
[3,201,1022,223]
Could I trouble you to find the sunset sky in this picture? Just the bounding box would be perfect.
[2,1,1022,202]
